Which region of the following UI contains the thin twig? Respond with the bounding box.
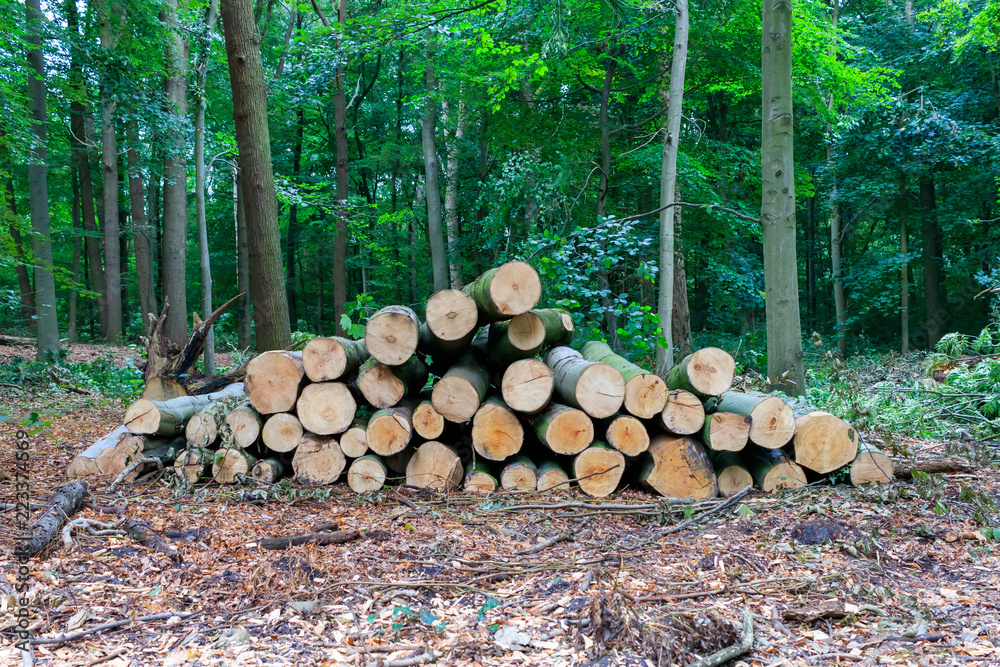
[107,457,164,492]
[31,612,196,646]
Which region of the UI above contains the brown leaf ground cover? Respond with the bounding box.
[2,386,1000,666]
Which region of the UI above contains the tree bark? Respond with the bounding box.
[69,171,82,339]
[127,121,156,334]
[100,0,123,342]
[442,98,465,288]
[672,188,692,358]
[828,146,847,358]
[423,48,448,292]
[221,0,292,351]
[4,176,35,323]
[162,0,190,347]
[234,167,252,349]
[286,109,304,327]
[596,56,619,351]
[655,0,688,375]
[920,174,943,348]
[760,0,805,394]
[194,0,221,372]
[332,0,349,335]
[899,178,909,354]
[25,0,61,359]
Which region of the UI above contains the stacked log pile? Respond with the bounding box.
[69,260,893,498]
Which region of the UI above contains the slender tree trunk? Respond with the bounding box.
[672,187,692,358]
[234,167,252,349]
[828,148,847,358]
[161,0,190,347]
[69,169,82,341]
[761,0,805,394]
[274,4,296,77]
[287,109,303,328]
[25,0,60,359]
[475,109,489,276]
[99,0,122,341]
[596,56,619,351]
[4,176,35,323]
[316,252,324,333]
[805,191,816,330]
[127,121,155,334]
[119,171,129,316]
[390,48,405,303]
[655,0,688,375]
[920,174,943,348]
[442,97,465,289]
[423,50,447,292]
[66,0,107,336]
[195,0,220,373]
[332,0,349,334]
[147,144,162,309]
[221,0,292,351]
[900,187,909,355]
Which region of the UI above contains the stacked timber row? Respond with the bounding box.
[69,260,892,497]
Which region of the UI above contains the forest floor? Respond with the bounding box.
[1,347,1000,666]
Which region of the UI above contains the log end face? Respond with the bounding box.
[574,446,626,497]
[623,374,668,419]
[406,441,462,490]
[687,347,736,397]
[426,289,479,341]
[501,359,554,414]
[660,389,706,435]
[605,414,650,457]
[548,408,595,455]
[302,337,349,382]
[749,398,796,449]
[472,401,524,461]
[123,398,160,434]
[432,376,480,423]
[490,261,542,316]
[577,363,625,419]
[366,308,420,365]
[297,383,357,435]
[358,363,405,408]
[643,435,719,499]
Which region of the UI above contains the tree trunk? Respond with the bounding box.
[899,179,909,354]
[545,346,625,419]
[442,98,465,288]
[760,0,805,395]
[286,109,304,327]
[581,340,667,419]
[530,403,594,455]
[234,167,252,349]
[162,0,190,347]
[805,188,816,330]
[5,176,35,323]
[828,148,847,358]
[500,358,553,415]
[665,347,735,398]
[709,390,795,449]
[69,171,82,339]
[920,174,943,348]
[194,0,221,372]
[99,1,122,342]
[127,121,156,333]
[222,0,292,351]
[655,0,688,375]
[25,0,61,360]
[596,57,619,351]
[332,0,349,335]
[672,188,692,358]
[123,383,245,435]
[471,396,524,461]
[423,50,448,292]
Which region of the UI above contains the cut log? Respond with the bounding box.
[365,305,421,366]
[348,455,388,493]
[221,403,263,448]
[142,376,188,401]
[108,435,185,478]
[701,412,752,452]
[173,447,214,483]
[746,447,807,492]
[384,447,414,474]
[531,403,594,455]
[296,382,357,435]
[464,461,498,494]
[302,336,370,382]
[501,358,554,414]
[639,435,718,499]
[710,451,753,496]
[666,347,735,398]
[340,418,369,458]
[658,389,705,435]
[712,391,795,449]
[405,441,463,490]
[601,413,650,457]
[250,458,284,484]
[792,411,859,474]
[544,346,625,419]
[212,447,258,484]
[22,481,89,557]
[185,366,248,395]
[262,413,304,453]
[431,352,490,423]
[412,399,445,440]
[291,433,346,486]
[366,404,414,456]
[850,443,893,485]
[487,308,574,364]
[893,456,975,478]
[580,341,667,419]
[573,443,626,498]
[245,350,307,414]
[471,396,524,461]
[425,288,480,340]
[66,426,131,477]
[356,355,429,408]
[500,456,538,491]
[462,260,542,321]
[123,383,245,435]
[536,461,571,492]
[185,395,249,448]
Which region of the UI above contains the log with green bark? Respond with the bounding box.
[487,308,574,363]
[573,442,626,498]
[531,403,594,455]
[464,461,498,494]
[405,441,463,490]
[356,355,429,409]
[339,418,369,458]
[544,346,624,419]
[302,336,370,382]
[666,347,735,398]
[185,395,249,448]
[580,341,667,419]
[710,391,795,449]
[221,403,262,448]
[212,447,258,485]
[124,383,245,435]
[291,433,346,485]
[365,305,421,366]
[536,461,571,492]
[296,381,357,435]
[173,447,215,483]
[261,412,303,453]
[639,434,718,499]
[462,260,542,321]
[366,403,414,456]
[500,358,554,414]
[471,396,524,461]
[108,435,186,479]
[792,410,858,474]
[709,450,753,496]
[431,351,490,423]
[246,351,307,414]
[701,412,752,452]
[250,457,284,484]
[745,446,807,492]
[66,426,130,477]
[657,389,706,435]
[849,442,893,485]
[348,454,388,493]
[601,413,650,457]
[500,455,538,491]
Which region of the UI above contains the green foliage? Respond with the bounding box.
[0,353,144,402]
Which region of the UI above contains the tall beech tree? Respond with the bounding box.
[99,0,123,341]
[221,0,291,351]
